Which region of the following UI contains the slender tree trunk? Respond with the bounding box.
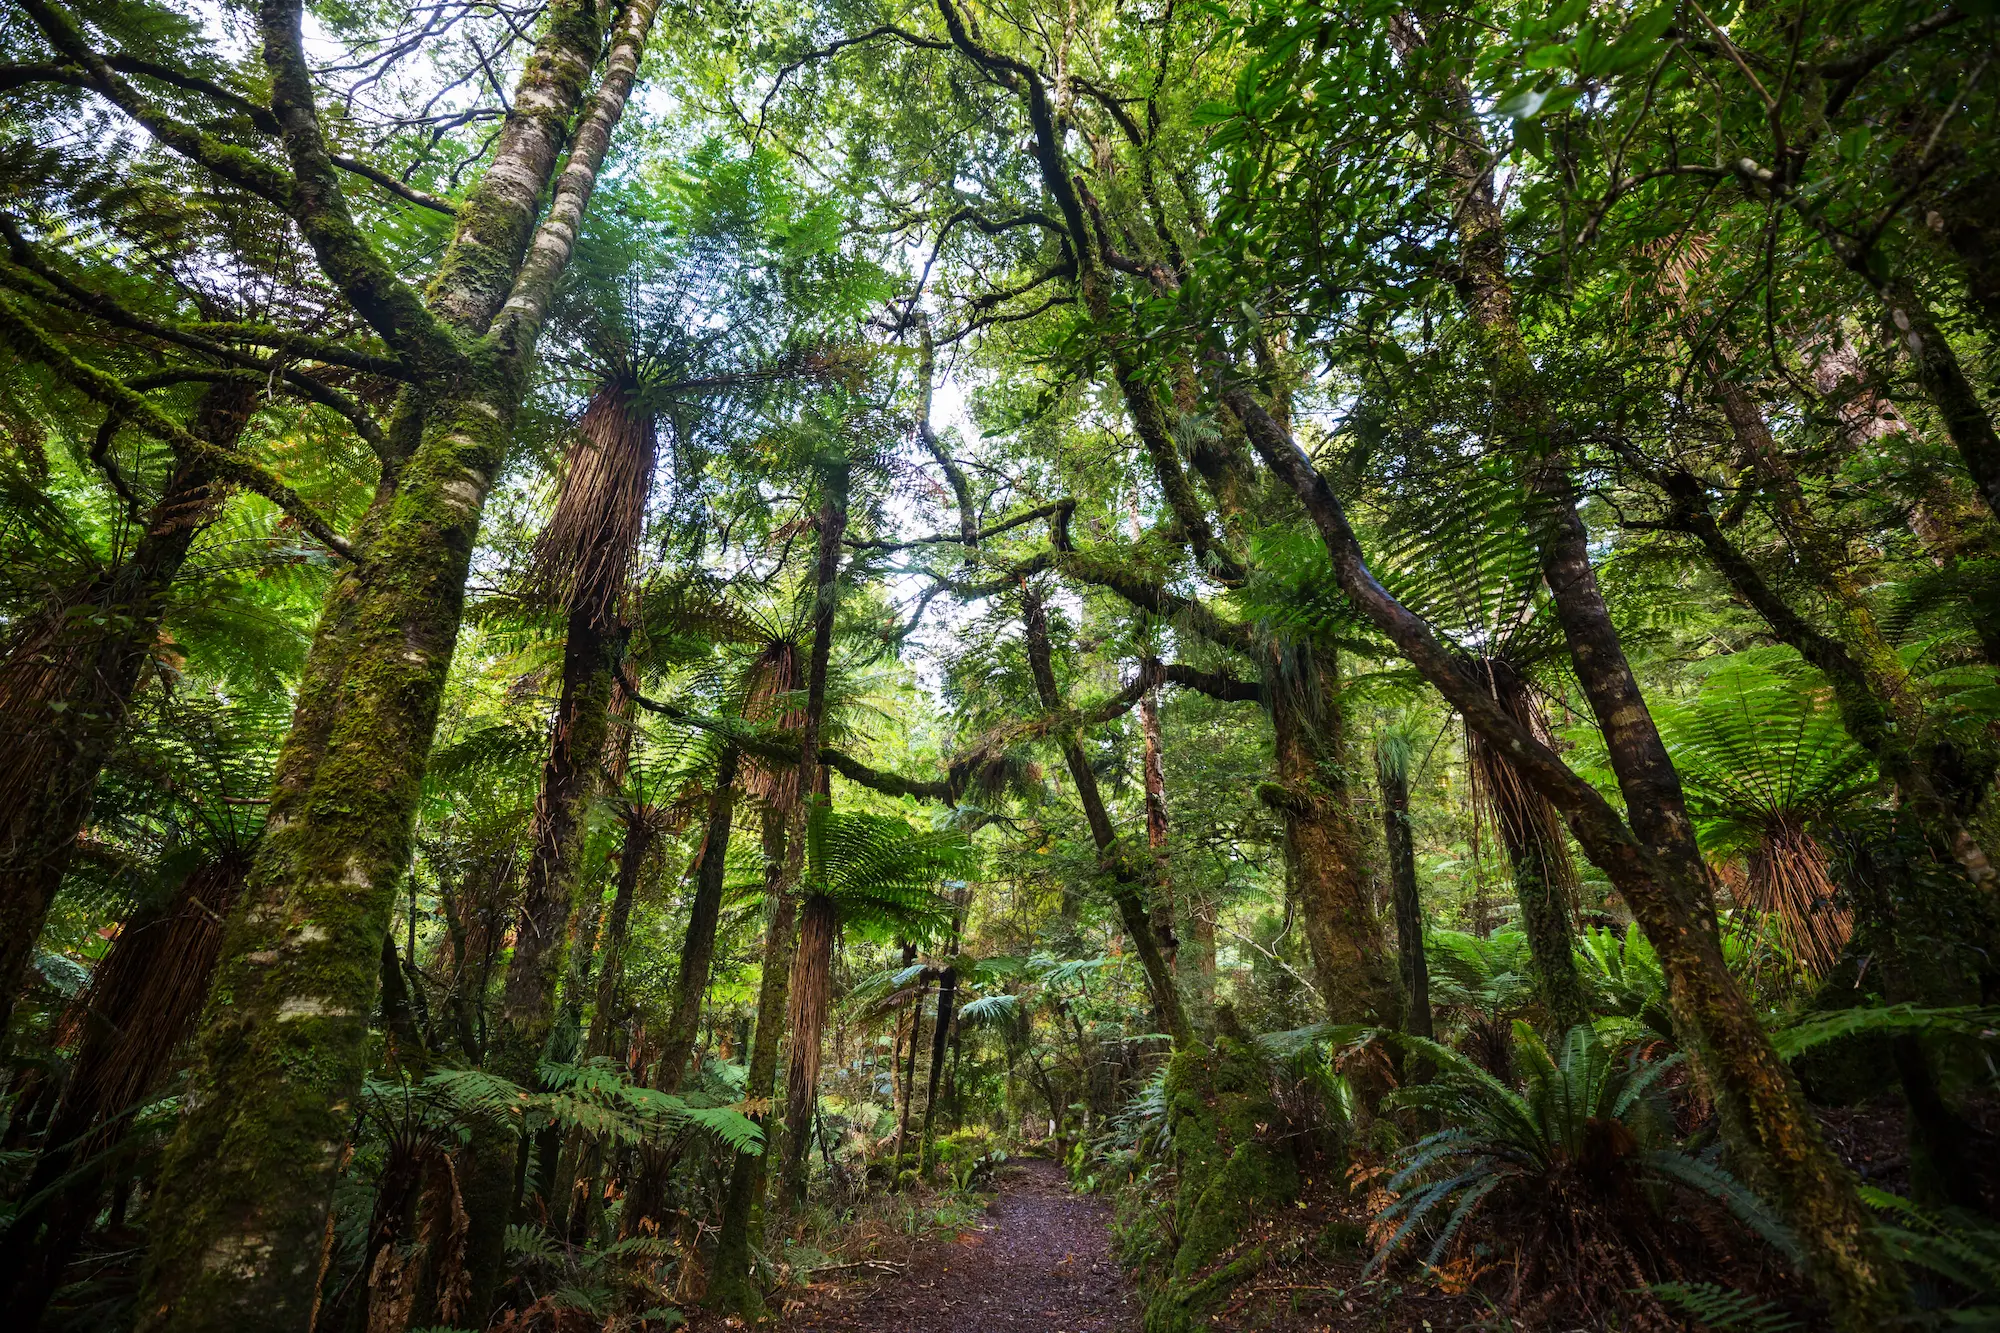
[1376,747,1430,1040]
[775,459,849,1207]
[0,380,252,1044]
[462,604,622,1312]
[586,811,653,1061]
[917,965,956,1173]
[135,0,662,1321]
[706,823,800,1316]
[1020,588,1189,1043]
[894,969,931,1175]
[498,608,622,1080]
[1818,242,2000,523]
[1138,690,1177,969]
[780,893,838,1203]
[655,747,741,1093]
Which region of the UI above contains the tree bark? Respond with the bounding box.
[705,822,800,1316]
[1376,746,1430,1040]
[0,854,247,1325]
[776,459,849,1206]
[655,747,741,1093]
[1262,647,1399,1029]
[1470,661,1590,1036]
[1222,379,1903,1329]
[134,0,662,1323]
[894,969,931,1173]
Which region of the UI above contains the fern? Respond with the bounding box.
[1861,1188,2000,1323]
[1647,1281,1801,1331]
[1770,1005,2000,1062]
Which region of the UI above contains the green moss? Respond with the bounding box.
[1137,1017,1298,1333]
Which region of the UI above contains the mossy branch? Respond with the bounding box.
[0,291,354,559]
[13,0,297,207]
[257,0,465,373]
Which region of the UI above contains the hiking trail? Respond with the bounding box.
[771,1158,1137,1331]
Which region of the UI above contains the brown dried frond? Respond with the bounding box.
[525,378,657,630]
[421,1152,473,1324]
[51,854,249,1146]
[1623,232,1716,316]
[742,637,805,816]
[1464,659,1581,919]
[1743,818,1852,978]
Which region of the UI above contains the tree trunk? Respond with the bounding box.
[134,0,662,1322]
[894,969,931,1175]
[780,892,838,1203]
[1020,587,1189,1043]
[1376,746,1430,1040]
[655,746,741,1092]
[917,965,956,1173]
[0,379,252,1044]
[774,458,849,1207]
[586,811,653,1061]
[1820,241,2000,525]
[705,823,801,1316]
[1224,379,1904,1329]
[1138,690,1178,971]
[1262,646,1399,1029]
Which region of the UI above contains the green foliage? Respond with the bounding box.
[1863,1189,2000,1326]
[1372,1026,1798,1277]
[361,1059,763,1155]
[1648,1281,1802,1332]
[1770,1006,2000,1065]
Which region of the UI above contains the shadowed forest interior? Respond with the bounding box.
[3,0,2000,1328]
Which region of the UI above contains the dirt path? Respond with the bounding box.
[782,1158,1137,1331]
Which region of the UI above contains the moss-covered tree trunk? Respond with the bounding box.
[0,379,252,1044]
[133,0,662,1323]
[1143,1009,1298,1333]
[496,607,621,1073]
[705,821,800,1316]
[1263,647,1398,1030]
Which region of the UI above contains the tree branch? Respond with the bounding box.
[0,290,354,559]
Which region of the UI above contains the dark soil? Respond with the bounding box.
[764,1158,1136,1331]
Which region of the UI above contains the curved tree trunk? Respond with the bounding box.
[0,379,252,1045]
[1020,587,1189,1043]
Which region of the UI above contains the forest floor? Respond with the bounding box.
[706,1157,1139,1330]
[686,1156,1494,1332]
